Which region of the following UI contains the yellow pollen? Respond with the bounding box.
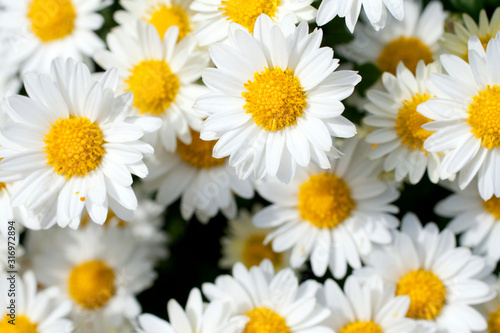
[483,196,500,219]
[243,67,306,132]
[68,260,116,309]
[395,93,433,151]
[243,307,291,333]
[27,0,76,42]
[0,182,5,192]
[396,269,446,320]
[242,234,283,269]
[44,117,105,179]
[298,173,355,229]
[488,306,500,333]
[339,321,383,333]
[220,0,280,33]
[377,37,434,74]
[176,129,226,169]
[0,315,38,333]
[147,4,190,41]
[126,60,180,115]
[467,85,500,149]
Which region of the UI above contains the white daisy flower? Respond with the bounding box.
[196,14,360,183]
[219,205,291,271]
[0,271,73,332]
[203,260,333,333]
[477,274,500,333]
[137,288,248,333]
[253,138,400,279]
[94,22,209,153]
[420,33,500,200]
[364,61,444,184]
[316,0,405,33]
[318,275,415,333]
[0,58,161,229]
[360,212,495,333]
[441,8,500,61]
[0,0,111,74]
[189,0,316,47]
[337,0,447,75]
[144,128,254,223]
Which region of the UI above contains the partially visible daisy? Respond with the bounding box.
[360,212,495,332]
[189,0,316,46]
[0,0,111,74]
[337,0,447,75]
[144,128,254,223]
[0,58,161,229]
[137,288,247,333]
[441,8,500,61]
[0,271,73,332]
[420,33,500,200]
[364,61,445,184]
[94,22,209,153]
[478,274,500,333]
[254,138,400,278]
[219,205,291,271]
[196,14,360,183]
[203,260,333,333]
[316,0,405,33]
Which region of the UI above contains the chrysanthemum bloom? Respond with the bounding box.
[420,34,500,200]
[144,128,254,223]
[318,275,415,333]
[316,0,404,33]
[203,260,333,333]
[441,8,500,61]
[196,14,360,183]
[360,213,495,332]
[0,58,160,229]
[189,0,316,46]
[0,0,110,74]
[364,61,445,184]
[95,22,209,153]
[137,288,248,333]
[337,0,446,75]
[253,138,400,278]
[0,271,73,332]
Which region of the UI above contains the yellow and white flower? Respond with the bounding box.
[477,274,500,333]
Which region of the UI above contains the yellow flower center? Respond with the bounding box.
[220,0,280,33]
[44,117,105,179]
[242,234,283,269]
[0,182,5,192]
[0,315,38,333]
[377,37,434,75]
[27,0,76,42]
[467,85,500,149]
[243,67,306,132]
[488,306,500,333]
[176,130,226,169]
[147,4,190,41]
[396,269,446,320]
[339,321,383,333]
[483,196,500,219]
[68,260,116,310]
[394,93,433,150]
[243,307,291,333]
[298,173,355,229]
[126,60,180,116]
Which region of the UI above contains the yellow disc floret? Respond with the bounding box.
[126,60,180,115]
[395,93,433,150]
[44,117,105,179]
[147,4,190,41]
[0,182,5,192]
[242,234,283,269]
[483,196,500,219]
[220,0,280,33]
[377,37,434,75]
[488,306,500,333]
[467,85,500,149]
[68,260,116,309]
[396,269,447,320]
[243,307,291,333]
[176,130,226,169]
[243,67,306,132]
[0,315,38,333]
[28,0,76,42]
[339,321,383,333]
[298,173,355,229]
